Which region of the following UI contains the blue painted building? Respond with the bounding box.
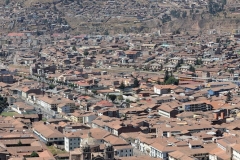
[208,86,235,96]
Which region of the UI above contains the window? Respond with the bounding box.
[121,150,123,152]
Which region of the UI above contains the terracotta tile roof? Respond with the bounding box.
[154,85,178,90]
[33,122,64,138]
[7,33,24,37]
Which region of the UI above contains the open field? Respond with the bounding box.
[1,111,17,117]
[47,146,68,156]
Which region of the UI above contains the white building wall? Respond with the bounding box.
[22,92,27,99]
[154,87,161,94]
[233,150,240,160]
[209,154,218,160]
[150,147,167,159]
[158,110,170,118]
[217,143,226,151]
[115,148,133,157]
[64,137,80,152]
[84,114,97,124]
[169,157,176,160]
[138,141,151,155]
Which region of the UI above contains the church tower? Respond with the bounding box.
[104,144,114,160]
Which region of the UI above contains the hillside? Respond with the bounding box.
[0,0,239,35]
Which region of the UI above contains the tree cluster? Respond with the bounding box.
[170,10,181,18]
[208,0,226,15]
[164,70,179,85]
[0,96,8,113]
[49,84,55,89]
[161,14,171,23]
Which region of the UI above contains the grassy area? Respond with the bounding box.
[42,118,47,122]
[1,112,17,117]
[47,146,68,156]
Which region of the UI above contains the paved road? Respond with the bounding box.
[25,101,56,119]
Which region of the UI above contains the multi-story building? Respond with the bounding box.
[181,101,213,112]
[36,95,75,112]
[32,122,64,145]
[64,131,81,152]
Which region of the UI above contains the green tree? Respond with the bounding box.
[170,10,181,18]
[18,140,22,146]
[108,94,117,102]
[104,30,109,35]
[84,51,89,56]
[164,70,169,82]
[208,0,224,15]
[196,58,203,65]
[165,77,179,85]
[176,62,181,69]
[126,99,131,103]
[157,78,161,85]
[216,38,221,43]
[72,46,77,51]
[68,83,75,88]
[0,96,9,113]
[223,11,227,18]
[30,152,39,157]
[172,30,181,35]
[133,78,140,87]
[117,95,124,101]
[161,14,171,23]
[189,65,195,72]
[119,81,125,89]
[222,0,227,6]
[92,90,97,95]
[226,91,232,103]
[53,5,57,11]
[182,11,187,18]
[49,84,55,89]
[5,0,10,5]
[229,69,234,74]
[179,58,184,64]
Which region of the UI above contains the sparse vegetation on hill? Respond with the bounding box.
[0,0,239,34]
